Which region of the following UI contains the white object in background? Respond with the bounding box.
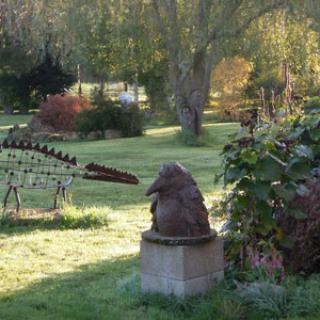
[119,92,133,106]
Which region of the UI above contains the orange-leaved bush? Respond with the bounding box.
[32,93,91,131]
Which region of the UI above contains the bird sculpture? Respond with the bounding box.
[145,162,210,237]
[0,139,139,211]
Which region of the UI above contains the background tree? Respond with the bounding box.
[211,57,252,120]
[242,9,320,100]
[151,0,288,137]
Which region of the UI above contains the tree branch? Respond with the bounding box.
[179,0,287,85]
[151,0,180,89]
[215,0,287,40]
[151,0,170,51]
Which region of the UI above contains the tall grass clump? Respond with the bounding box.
[175,128,213,146]
[59,205,110,229]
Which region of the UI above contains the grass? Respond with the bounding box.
[0,114,319,320]
[0,114,238,320]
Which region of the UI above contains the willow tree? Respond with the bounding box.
[151,0,288,136]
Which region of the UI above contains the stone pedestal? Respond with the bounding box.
[140,231,224,297]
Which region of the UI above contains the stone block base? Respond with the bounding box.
[140,236,224,297]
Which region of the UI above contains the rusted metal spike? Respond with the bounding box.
[84,162,139,184]
[26,142,33,149]
[11,140,18,148]
[18,141,25,149]
[48,148,55,156]
[55,151,63,160]
[69,157,77,166]
[2,139,9,148]
[34,143,41,151]
[62,154,70,162]
[85,162,94,170]
[41,145,48,154]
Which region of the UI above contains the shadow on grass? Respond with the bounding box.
[0,256,142,320]
[0,253,238,320]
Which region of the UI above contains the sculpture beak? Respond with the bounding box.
[145,176,166,196]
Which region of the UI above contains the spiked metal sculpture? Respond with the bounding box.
[0,139,139,211]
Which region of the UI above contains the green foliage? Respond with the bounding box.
[0,45,34,112]
[0,206,109,230]
[75,99,144,137]
[27,52,75,100]
[217,114,320,263]
[138,60,170,111]
[242,11,320,97]
[59,205,109,229]
[304,97,320,114]
[175,128,213,147]
[0,210,12,226]
[0,115,320,319]
[0,50,75,112]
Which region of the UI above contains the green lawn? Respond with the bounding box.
[1,115,319,320]
[0,114,239,320]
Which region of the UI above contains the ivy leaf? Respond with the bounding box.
[272,183,296,201]
[279,235,295,249]
[309,128,320,141]
[240,149,258,164]
[235,195,250,210]
[287,208,307,220]
[238,179,271,200]
[255,200,275,235]
[225,167,247,184]
[286,158,312,180]
[312,144,320,157]
[255,201,275,234]
[254,157,282,181]
[288,127,305,140]
[255,200,272,217]
[293,145,314,160]
[252,181,271,200]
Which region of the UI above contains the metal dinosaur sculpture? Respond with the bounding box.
[0,139,139,211]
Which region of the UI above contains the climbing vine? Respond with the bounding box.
[217,113,320,268]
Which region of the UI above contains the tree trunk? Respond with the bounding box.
[176,89,205,136]
[174,51,212,137]
[4,105,14,115]
[133,73,139,105]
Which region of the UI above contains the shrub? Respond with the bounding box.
[175,128,212,146]
[27,52,75,101]
[304,96,320,114]
[216,113,320,272]
[59,205,109,229]
[75,99,144,138]
[0,206,109,229]
[32,93,91,131]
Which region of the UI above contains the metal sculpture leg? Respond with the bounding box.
[62,187,67,203]
[13,187,21,212]
[54,187,61,209]
[3,186,13,209]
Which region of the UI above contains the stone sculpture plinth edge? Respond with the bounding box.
[140,230,224,297]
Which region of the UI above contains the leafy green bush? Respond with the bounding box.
[75,99,144,137]
[304,96,320,114]
[175,128,213,146]
[59,205,109,229]
[216,114,320,268]
[0,206,109,229]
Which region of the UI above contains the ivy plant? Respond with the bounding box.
[217,114,320,265]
